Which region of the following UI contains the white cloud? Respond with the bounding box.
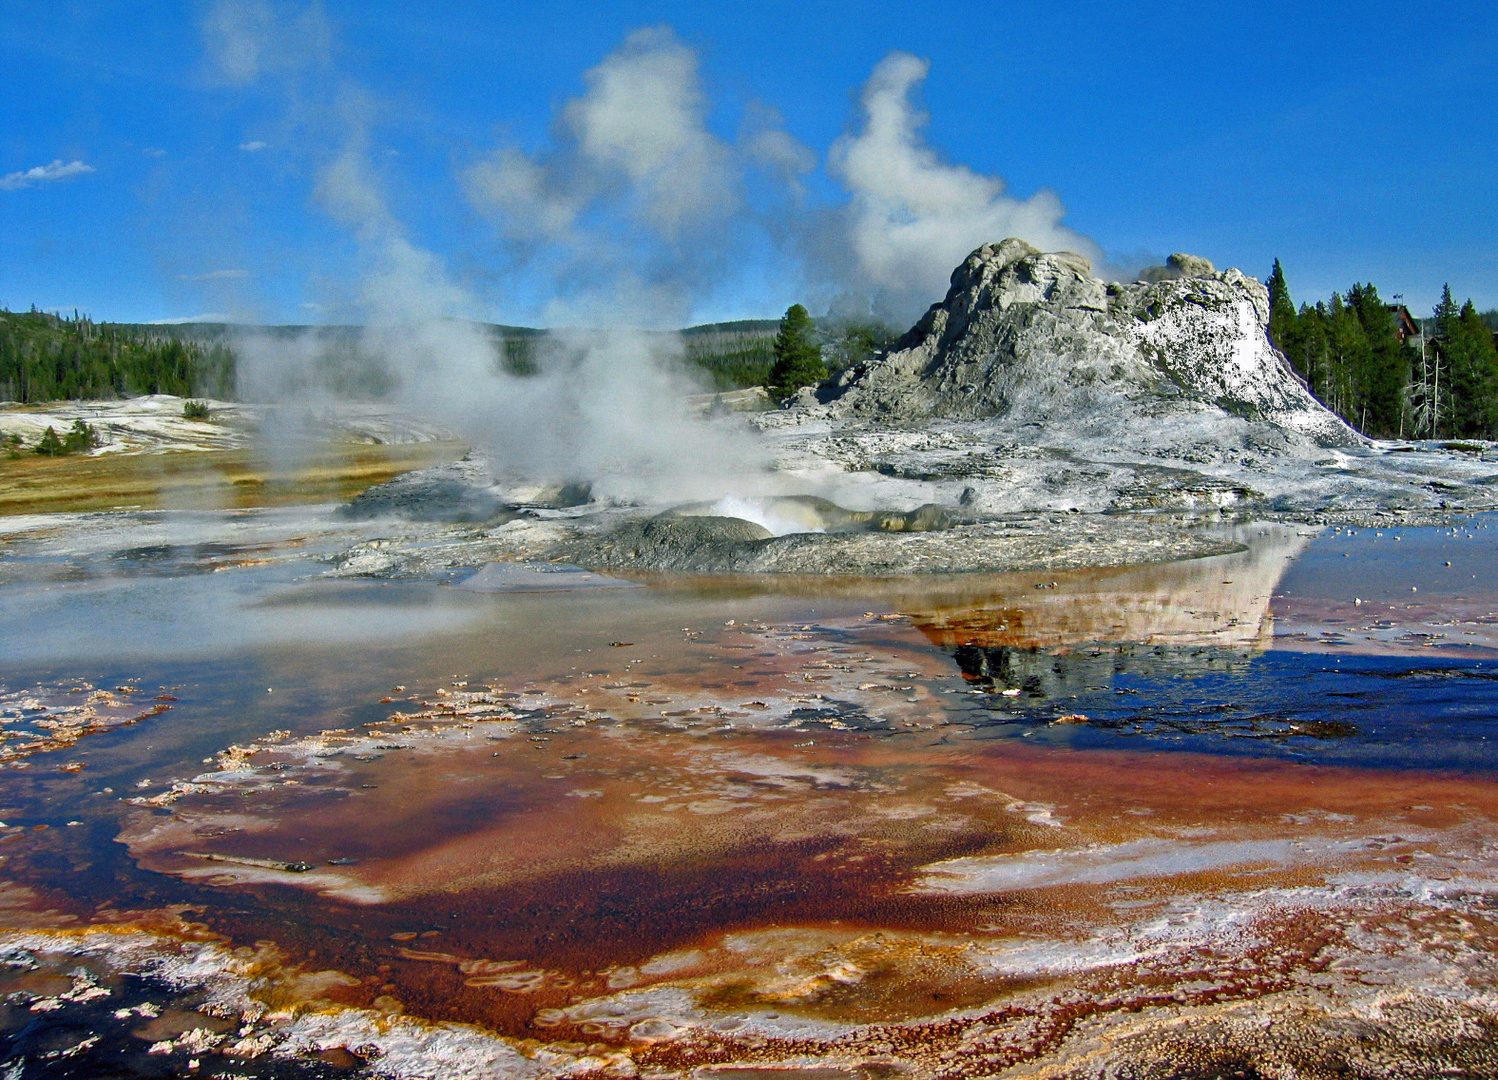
[466,26,752,246]
[826,52,1101,318]
[148,313,235,324]
[180,269,251,281]
[239,140,269,152]
[0,160,96,192]
[562,27,736,237]
[202,0,330,85]
[463,147,586,244]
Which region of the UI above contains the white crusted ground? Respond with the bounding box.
[0,394,456,454]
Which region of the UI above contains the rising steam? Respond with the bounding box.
[473,27,739,243]
[199,2,1103,500]
[825,52,1103,319]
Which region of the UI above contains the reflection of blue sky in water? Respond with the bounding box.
[1277,513,1498,601]
[905,515,1498,772]
[4,514,1498,772]
[0,567,489,664]
[950,648,1498,773]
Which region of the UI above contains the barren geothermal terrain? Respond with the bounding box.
[5,244,1498,1079]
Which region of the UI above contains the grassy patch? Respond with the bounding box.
[0,439,468,516]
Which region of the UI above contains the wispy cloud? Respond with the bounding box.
[148,313,235,324]
[239,140,268,152]
[203,0,331,85]
[180,268,251,281]
[0,159,96,191]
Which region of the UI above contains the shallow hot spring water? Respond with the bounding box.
[2,516,1498,1076]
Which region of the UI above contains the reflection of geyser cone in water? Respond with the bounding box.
[906,522,1313,690]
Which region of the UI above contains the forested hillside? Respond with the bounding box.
[116,317,886,396]
[0,310,233,403]
[680,320,779,390]
[1,314,779,403]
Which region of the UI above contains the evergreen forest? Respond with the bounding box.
[1267,261,1498,439]
[680,320,779,390]
[0,309,234,403]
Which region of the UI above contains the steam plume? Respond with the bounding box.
[207,4,770,501]
[824,52,1101,319]
[463,26,812,327]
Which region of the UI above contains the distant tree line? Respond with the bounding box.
[680,312,897,396]
[0,309,234,403]
[1267,262,1498,439]
[682,321,780,391]
[0,301,911,408]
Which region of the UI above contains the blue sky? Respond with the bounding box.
[1,0,1494,327]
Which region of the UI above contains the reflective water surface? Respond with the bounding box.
[1,514,1498,1077]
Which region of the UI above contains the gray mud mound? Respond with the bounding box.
[560,516,773,573]
[820,238,1358,448]
[557,514,1241,576]
[342,459,506,523]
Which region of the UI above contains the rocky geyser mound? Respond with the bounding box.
[821,239,1357,448]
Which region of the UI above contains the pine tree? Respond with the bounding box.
[1266,259,1300,369]
[1325,294,1366,422]
[1434,284,1460,338]
[1346,283,1410,437]
[33,427,63,455]
[1447,300,1498,437]
[766,304,826,400]
[1296,302,1332,403]
[62,419,97,454]
[1426,285,1462,436]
